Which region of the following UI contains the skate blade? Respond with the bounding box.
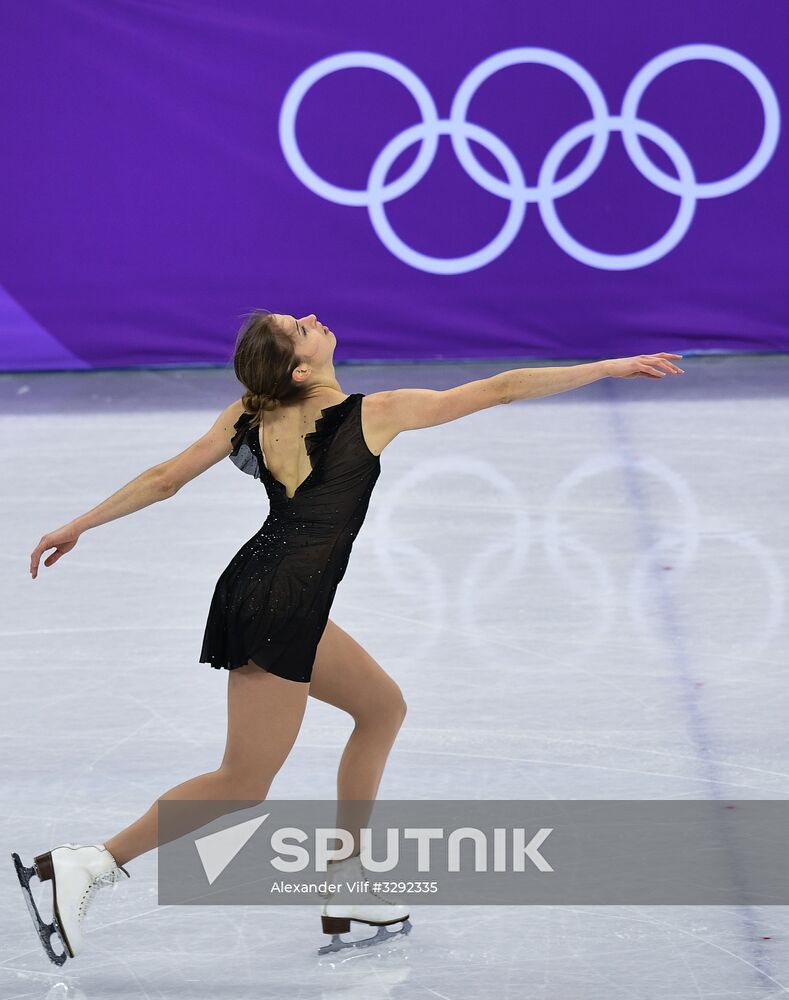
[11,853,69,966]
[317,918,412,956]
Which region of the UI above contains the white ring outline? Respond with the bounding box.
[449,47,611,202]
[538,115,697,271]
[367,119,528,275]
[621,43,781,199]
[278,51,439,207]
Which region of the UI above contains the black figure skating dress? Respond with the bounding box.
[199,393,381,683]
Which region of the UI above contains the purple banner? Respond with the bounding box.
[1,0,786,371]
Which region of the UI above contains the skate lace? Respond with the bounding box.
[78,868,125,926]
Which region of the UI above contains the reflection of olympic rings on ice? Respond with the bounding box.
[546,451,784,660]
[370,457,533,663]
[368,449,784,664]
[279,44,780,273]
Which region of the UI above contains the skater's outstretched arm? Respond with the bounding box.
[365,353,684,449]
[29,398,245,579]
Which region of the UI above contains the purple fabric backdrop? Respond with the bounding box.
[1,0,786,371]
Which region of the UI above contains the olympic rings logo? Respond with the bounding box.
[279,45,780,274]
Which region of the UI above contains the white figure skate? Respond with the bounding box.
[11,843,130,964]
[318,854,412,955]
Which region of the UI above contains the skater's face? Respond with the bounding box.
[278,313,335,369]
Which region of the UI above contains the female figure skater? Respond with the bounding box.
[14,309,684,961]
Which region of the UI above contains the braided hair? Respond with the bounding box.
[232,309,309,427]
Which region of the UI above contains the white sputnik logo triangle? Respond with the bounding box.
[194,813,269,884]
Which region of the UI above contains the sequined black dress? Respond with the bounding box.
[199,393,381,683]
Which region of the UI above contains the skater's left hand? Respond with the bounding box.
[30,523,81,579]
[603,354,684,378]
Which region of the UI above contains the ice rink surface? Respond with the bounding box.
[1,354,787,999]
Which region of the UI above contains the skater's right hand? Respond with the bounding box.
[30,523,81,579]
[603,354,685,378]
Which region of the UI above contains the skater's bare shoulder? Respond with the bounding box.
[363,375,510,450]
[155,398,247,495]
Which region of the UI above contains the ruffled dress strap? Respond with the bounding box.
[228,410,261,479]
[301,393,360,471]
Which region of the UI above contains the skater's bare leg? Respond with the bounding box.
[309,619,407,860]
[103,661,309,868]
